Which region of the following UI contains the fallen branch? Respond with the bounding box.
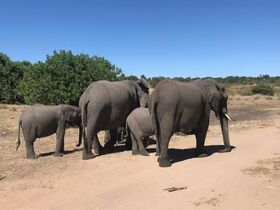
[0,175,6,181]
[164,186,187,192]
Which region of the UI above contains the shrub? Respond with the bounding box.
[251,83,274,96]
[0,53,31,103]
[18,50,123,105]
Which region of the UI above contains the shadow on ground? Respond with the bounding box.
[147,145,236,165]
[39,148,83,157]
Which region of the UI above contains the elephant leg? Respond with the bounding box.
[54,123,66,157]
[155,139,159,156]
[131,133,139,155]
[194,132,208,157]
[54,140,65,157]
[25,140,38,159]
[194,121,209,157]
[104,129,117,153]
[157,128,173,167]
[158,137,172,167]
[82,123,96,160]
[137,136,149,156]
[92,135,104,155]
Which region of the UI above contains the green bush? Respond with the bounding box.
[251,83,274,96]
[18,50,123,105]
[149,76,166,88]
[0,53,31,103]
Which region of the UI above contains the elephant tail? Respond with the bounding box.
[16,119,22,151]
[148,96,160,148]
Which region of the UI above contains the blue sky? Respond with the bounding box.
[0,0,279,77]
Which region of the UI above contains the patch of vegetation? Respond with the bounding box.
[0,51,124,105]
[227,85,253,96]
[251,84,274,96]
[1,50,280,104]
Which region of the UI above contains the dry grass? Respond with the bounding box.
[226,84,253,96]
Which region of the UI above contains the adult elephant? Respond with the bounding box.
[17,104,82,159]
[149,79,232,167]
[79,79,149,160]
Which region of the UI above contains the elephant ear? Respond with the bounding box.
[137,78,149,93]
[209,83,228,117]
[136,78,150,108]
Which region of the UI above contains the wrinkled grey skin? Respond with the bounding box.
[79,79,149,160]
[17,104,82,159]
[149,79,232,167]
[126,107,154,156]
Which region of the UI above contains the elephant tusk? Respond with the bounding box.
[224,113,232,121]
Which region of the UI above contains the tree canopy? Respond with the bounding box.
[1,51,124,105]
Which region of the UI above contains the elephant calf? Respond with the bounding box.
[16,104,82,159]
[126,107,154,156]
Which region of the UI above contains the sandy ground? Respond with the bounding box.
[0,95,280,210]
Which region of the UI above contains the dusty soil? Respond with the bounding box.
[0,95,280,210]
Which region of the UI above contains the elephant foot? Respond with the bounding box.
[27,153,38,159]
[194,149,208,158]
[82,151,95,160]
[219,146,232,153]
[132,150,139,155]
[139,149,149,156]
[54,152,64,157]
[158,158,171,167]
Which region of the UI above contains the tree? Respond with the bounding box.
[149,76,166,88]
[0,53,30,103]
[125,75,138,81]
[18,50,123,105]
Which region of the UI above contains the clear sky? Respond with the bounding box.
[1,0,279,78]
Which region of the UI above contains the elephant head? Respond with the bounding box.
[62,105,82,146]
[202,79,232,152]
[136,78,149,108]
[62,105,81,126]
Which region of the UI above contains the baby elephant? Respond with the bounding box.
[17,104,82,159]
[126,107,154,156]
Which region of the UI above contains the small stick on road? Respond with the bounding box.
[164,186,187,192]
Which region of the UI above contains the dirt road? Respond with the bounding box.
[0,97,280,209]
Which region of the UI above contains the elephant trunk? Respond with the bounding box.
[219,113,232,152]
